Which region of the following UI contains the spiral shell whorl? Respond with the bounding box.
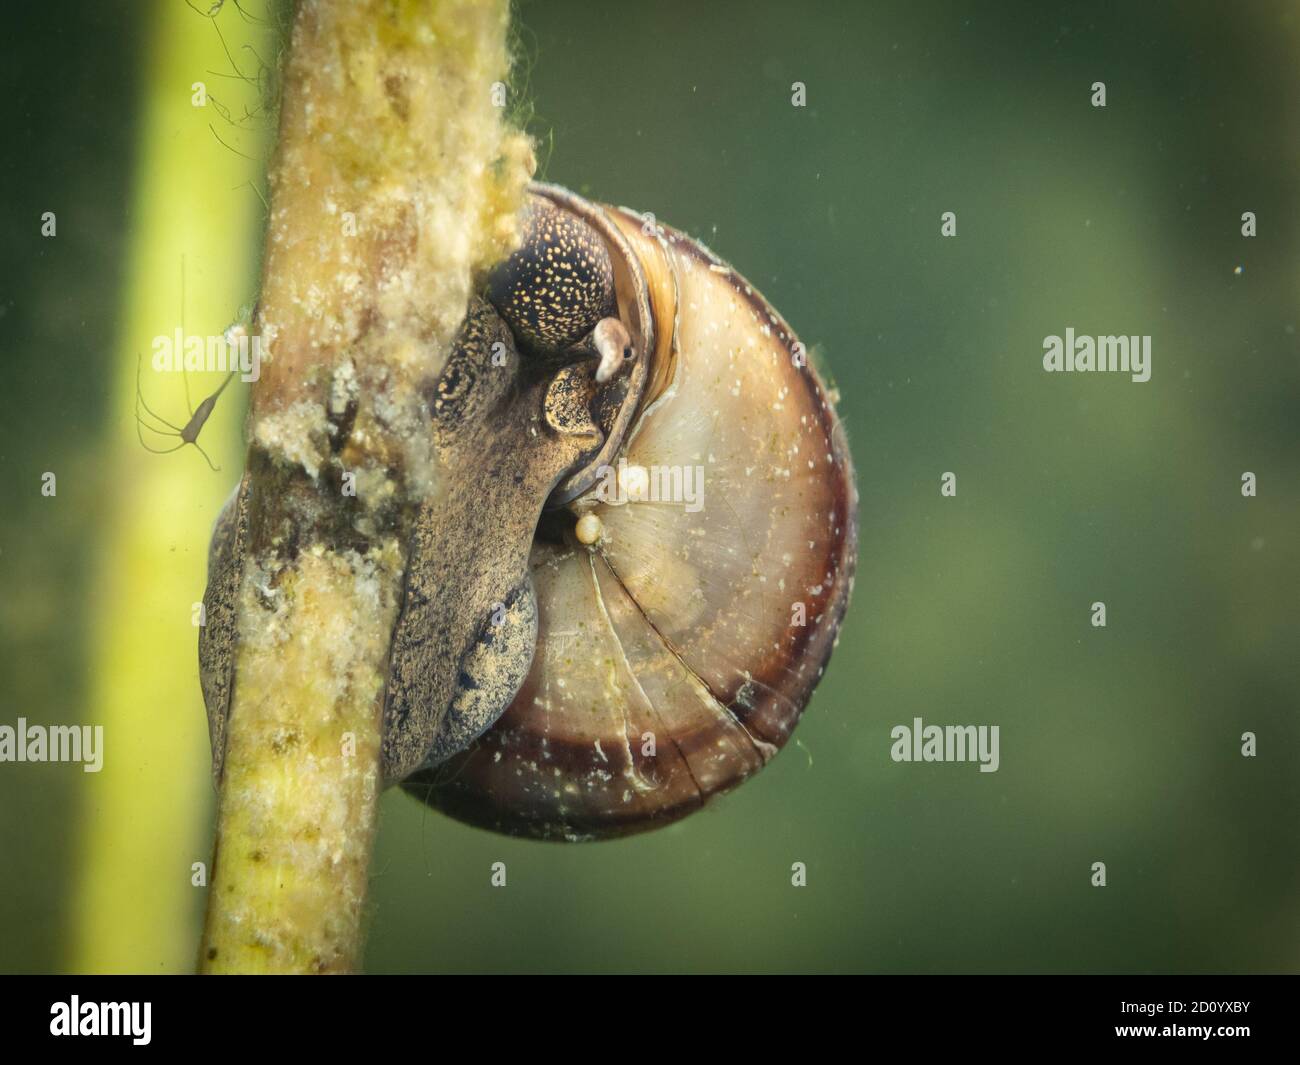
[404,191,857,841]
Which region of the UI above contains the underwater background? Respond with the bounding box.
[0,0,1296,973]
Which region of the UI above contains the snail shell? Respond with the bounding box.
[403,184,858,841]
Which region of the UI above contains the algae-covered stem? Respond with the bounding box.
[199,0,533,974]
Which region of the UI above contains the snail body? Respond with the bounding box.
[200,184,857,842]
[408,185,857,839]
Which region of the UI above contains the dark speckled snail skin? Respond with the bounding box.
[201,183,857,842]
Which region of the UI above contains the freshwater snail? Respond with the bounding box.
[200,183,857,841]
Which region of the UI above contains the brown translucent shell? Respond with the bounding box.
[403,185,858,840]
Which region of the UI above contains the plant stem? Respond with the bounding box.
[72,0,271,974]
[199,0,532,974]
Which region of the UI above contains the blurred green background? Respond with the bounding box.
[1,0,1296,973]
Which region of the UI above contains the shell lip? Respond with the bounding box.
[529,183,654,508]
